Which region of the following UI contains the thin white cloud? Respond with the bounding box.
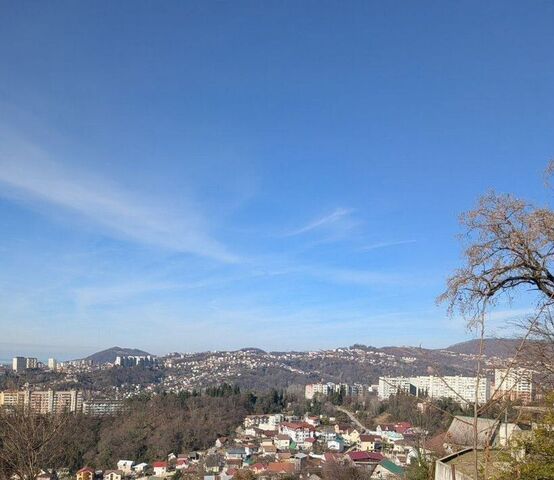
[486,308,536,323]
[285,207,354,236]
[362,239,416,251]
[306,266,407,286]
[0,133,237,262]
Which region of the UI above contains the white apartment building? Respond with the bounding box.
[0,390,27,407]
[305,382,354,400]
[48,358,58,371]
[82,399,125,416]
[413,375,491,405]
[0,389,83,413]
[494,368,534,404]
[279,422,316,443]
[378,375,491,405]
[243,413,284,430]
[26,357,38,369]
[377,377,414,400]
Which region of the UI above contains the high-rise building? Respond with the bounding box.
[115,355,156,367]
[25,357,38,369]
[413,375,491,405]
[82,399,125,416]
[304,382,352,400]
[0,389,83,413]
[0,390,27,407]
[12,357,26,372]
[48,358,58,371]
[378,375,491,405]
[494,368,534,404]
[378,377,415,400]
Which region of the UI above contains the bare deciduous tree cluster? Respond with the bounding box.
[0,408,68,480]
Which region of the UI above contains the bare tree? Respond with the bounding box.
[0,408,68,480]
[438,166,554,478]
[322,458,372,480]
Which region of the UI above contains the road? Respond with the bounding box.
[335,406,368,433]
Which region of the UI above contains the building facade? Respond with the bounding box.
[494,368,534,404]
[12,356,26,372]
[378,375,491,405]
[82,399,125,416]
[0,389,83,413]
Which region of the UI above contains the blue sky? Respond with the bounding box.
[0,1,553,359]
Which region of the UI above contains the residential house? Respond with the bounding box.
[317,426,337,442]
[443,416,499,453]
[392,422,413,435]
[359,434,382,452]
[76,467,95,480]
[279,422,316,443]
[244,413,284,431]
[244,444,258,456]
[434,448,506,480]
[372,459,405,478]
[327,437,345,452]
[103,471,123,480]
[342,428,361,445]
[275,434,291,450]
[347,451,385,467]
[37,473,56,480]
[243,426,259,437]
[224,458,243,471]
[37,470,58,480]
[305,415,321,427]
[215,437,229,448]
[493,423,532,448]
[266,462,296,475]
[251,463,266,475]
[334,423,351,434]
[204,455,222,475]
[261,438,275,448]
[116,461,134,474]
[294,453,309,470]
[133,463,148,474]
[225,447,247,460]
[152,462,168,476]
[302,437,317,450]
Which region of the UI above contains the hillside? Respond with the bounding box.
[84,346,151,364]
[444,338,522,358]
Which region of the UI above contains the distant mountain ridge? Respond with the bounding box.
[443,338,523,358]
[81,338,522,366]
[84,346,151,364]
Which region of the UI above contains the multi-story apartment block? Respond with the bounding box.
[243,413,284,430]
[48,358,58,371]
[26,357,38,369]
[494,368,534,404]
[12,356,26,372]
[377,377,415,400]
[378,375,491,405]
[305,382,358,400]
[82,399,125,416]
[279,422,316,443]
[413,375,490,405]
[0,389,83,413]
[114,355,156,367]
[0,390,27,407]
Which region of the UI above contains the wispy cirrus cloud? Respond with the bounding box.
[284,207,356,237]
[304,266,409,287]
[362,239,416,251]
[0,132,237,262]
